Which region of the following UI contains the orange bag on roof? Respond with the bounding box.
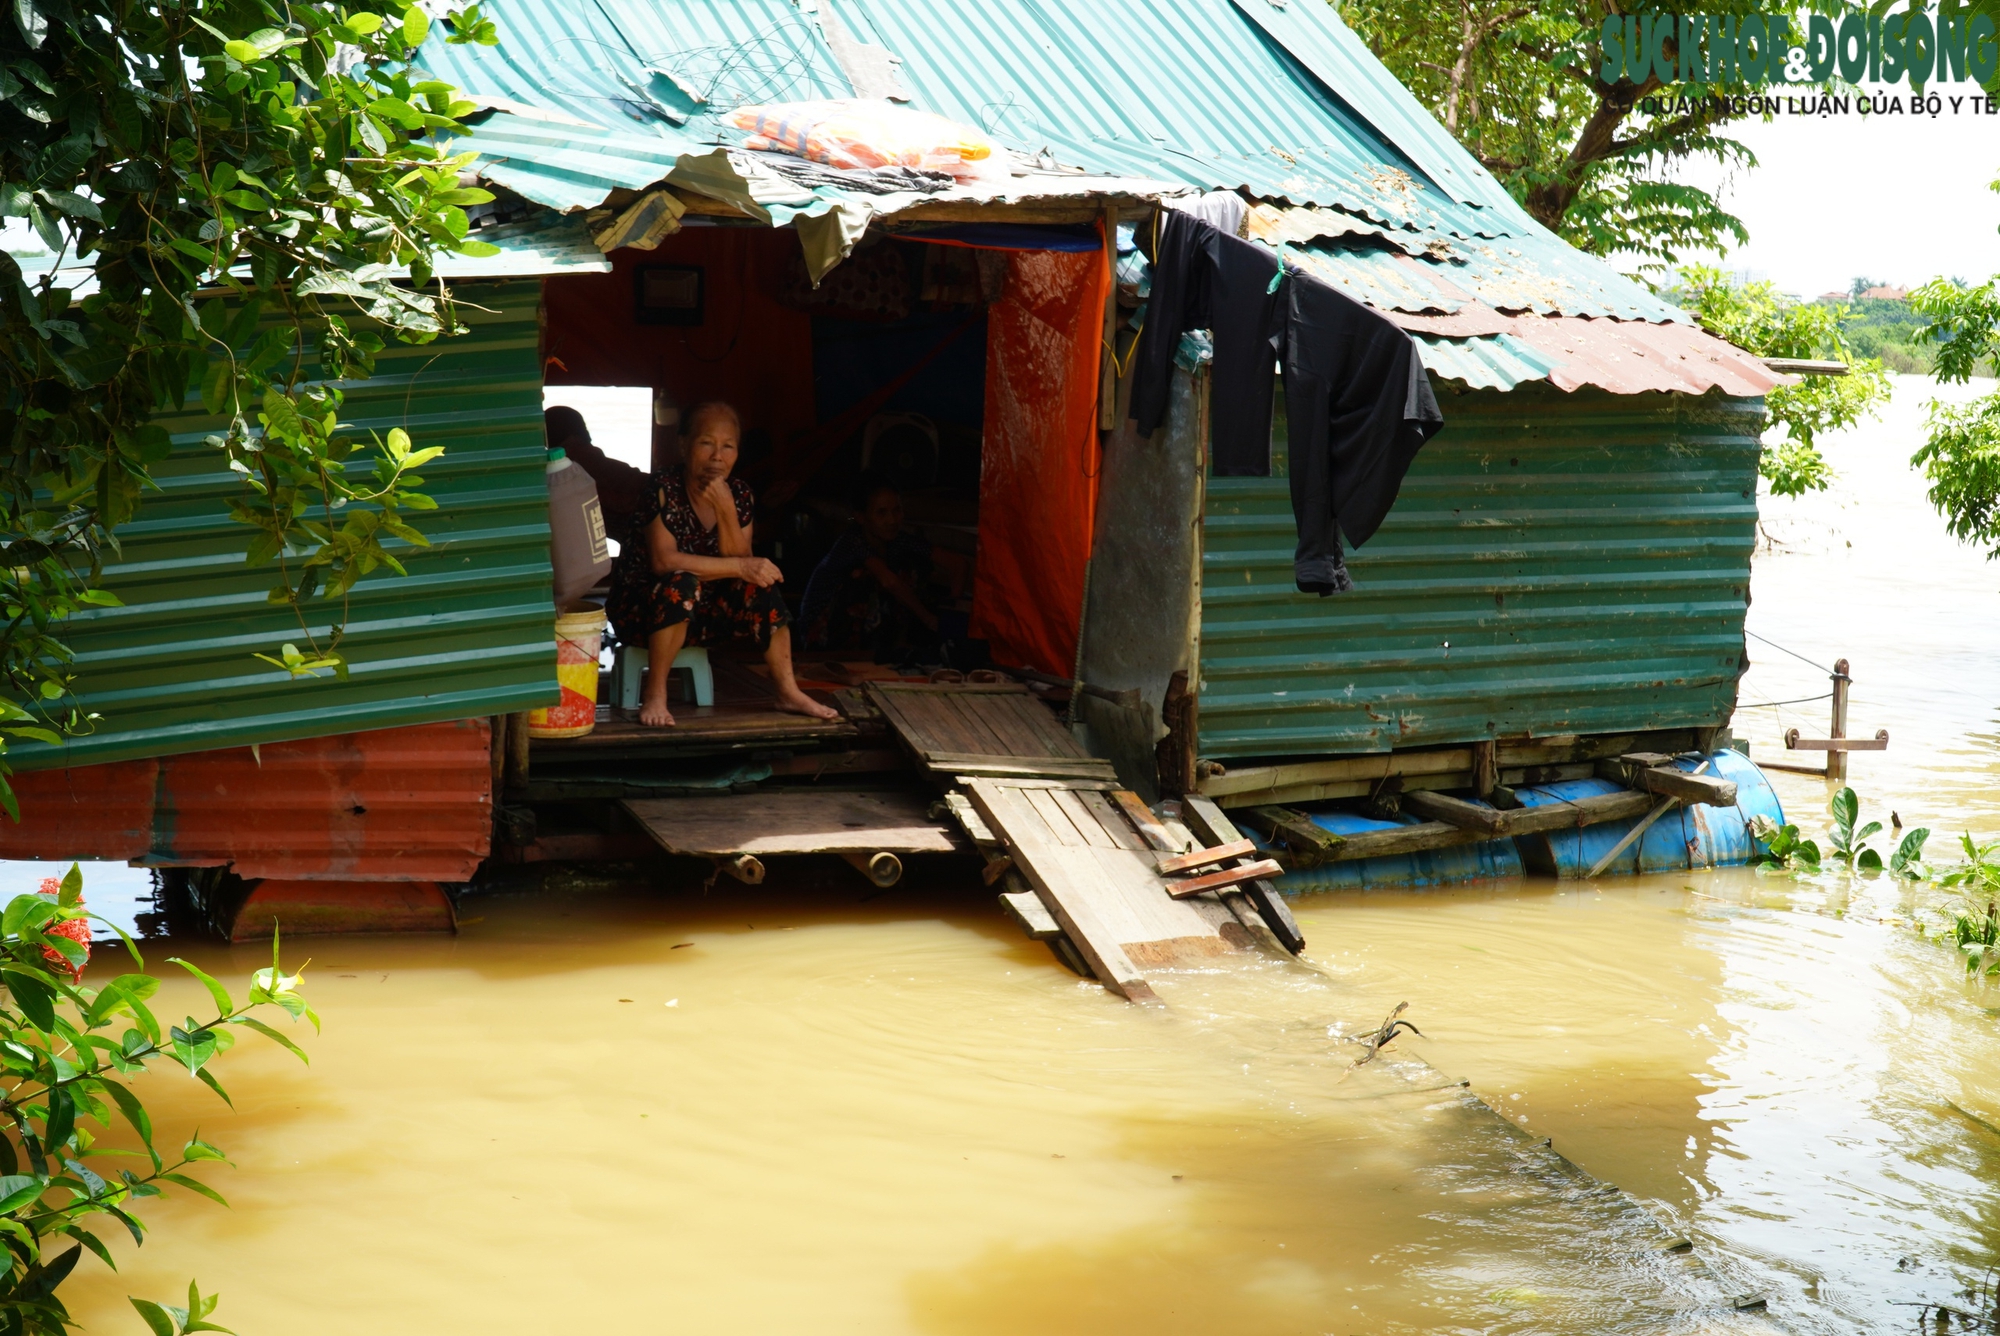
[728,99,993,174]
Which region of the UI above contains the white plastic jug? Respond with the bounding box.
[547,448,612,605]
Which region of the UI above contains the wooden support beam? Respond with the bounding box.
[1164,859,1286,899]
[1318,790,1660,864]
[1784,729,1888,752]
[1471,741,1497,798]
[1154,838,1257,875]
[1399,789,1506,835]
[1098,203,1120,430]
[999,889,1063,940]
[1230,805,1345,863]
[1595,757,1738,807]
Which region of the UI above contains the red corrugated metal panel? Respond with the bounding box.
[1493,315,1780,397]
[160,720,493,881]
[0,762,158,860]
[0,720,493,881]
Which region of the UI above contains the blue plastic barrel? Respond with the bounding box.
[1511,748,1785,878]
[1261,749,1785,891]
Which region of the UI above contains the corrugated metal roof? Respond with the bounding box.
[0,721,493,881]
[1196,383,1761,758]
[1412,334,1558,392]
[412,0,1767,393]
[11,281,558,773]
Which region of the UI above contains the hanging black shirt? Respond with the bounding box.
[1130,209,1282,475]
[1280,274,1443,594]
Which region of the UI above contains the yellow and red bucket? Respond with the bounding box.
[526,602,607,739]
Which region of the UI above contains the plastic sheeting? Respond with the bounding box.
[971,245,1108,677]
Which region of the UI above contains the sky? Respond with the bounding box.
[1656,109,2000,297]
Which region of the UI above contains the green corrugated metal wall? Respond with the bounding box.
[12,280,558,772]
[1197,383,1762,759]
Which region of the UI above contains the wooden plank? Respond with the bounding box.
[1023,786,1093,848]
[1400,789,1507,834]
[1317,790,1660,863]
[1195,731,1704,800]
[925,753,1117,780]
[965,780,1155,1002]
[1177,797,1305,954]
[1154,838,1258,875]
[1074,789,1151,852]
[1052,788,1124,850]
[1110,789,1181,852]
[999,890,1062,940]
[1785,730,1888,752]
[1595,758,1738,806]
[940,792,998,847]
[1232,804,1346,860]
[999,694,1091,759]
[1164,859,1286,899]
[621,791,963,857]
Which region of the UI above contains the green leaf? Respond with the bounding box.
[1857,848,1883,872]
[3,969,56,1031]
[1830,787,1858,831]
[102,1082,156,1161]
[0,1173,43,1214]
[192,1066,231,1106]
[233,1015,309,1065]
[181,1138,227,1163]
[402,5,431,46]
[158,1171,228,1207]
[129,1297,176,1336]
[1854,821,1883,844]
[38,190,100,223]
[200,360,235,418]
[345,10,384,33]
[57,863,81,906]
[169,959,233,1018]
[432,187,494,206]
[368,97,424,130]
[454,239,502,258]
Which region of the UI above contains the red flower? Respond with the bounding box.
[35,878,88,983]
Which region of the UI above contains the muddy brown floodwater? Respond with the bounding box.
[59,376,2000,1334]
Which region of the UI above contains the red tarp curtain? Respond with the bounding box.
[970,247,1109,678]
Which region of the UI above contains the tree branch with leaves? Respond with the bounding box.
[0,0,500,808]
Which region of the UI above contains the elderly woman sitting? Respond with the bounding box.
[605,401,838,728]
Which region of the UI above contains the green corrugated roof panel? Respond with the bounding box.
[12,280,558,772]
[417,0,1688,325]
[1196,385,1761,759]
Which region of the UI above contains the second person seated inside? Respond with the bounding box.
[605,400,839,728]
[798,477,969,662]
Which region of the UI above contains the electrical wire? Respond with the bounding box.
[1736,692,1835,709]
[1745,629,1833,674]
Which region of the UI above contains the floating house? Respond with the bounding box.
[5,0,1788,954]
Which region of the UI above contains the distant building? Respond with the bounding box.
[1858,285,1909,301]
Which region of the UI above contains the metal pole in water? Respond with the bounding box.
[1828,658,1851,785]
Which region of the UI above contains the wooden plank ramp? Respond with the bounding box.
[964,778,1262,1003]
[866,682,1117,782]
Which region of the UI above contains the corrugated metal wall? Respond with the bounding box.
[14,281,557,772]
[1197,383,1762,758]
[0,721,493,882]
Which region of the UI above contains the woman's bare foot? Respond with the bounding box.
[773,685,839,720]
[638,696,677,727]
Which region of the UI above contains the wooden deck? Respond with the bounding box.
[623,790,965,858]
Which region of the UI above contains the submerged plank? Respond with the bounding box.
[622,791,965,858]
[966,780,1158,1002]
